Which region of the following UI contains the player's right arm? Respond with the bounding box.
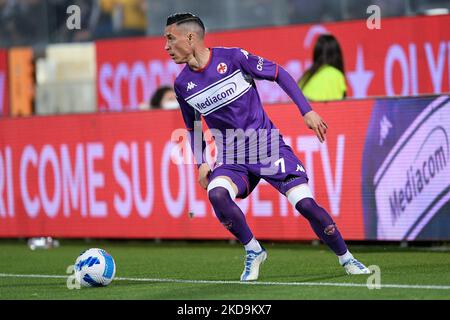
[275,66,328,143]
[236,48,327,143]
[174,85,211,189]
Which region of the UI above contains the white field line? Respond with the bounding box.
[1,273,450,290]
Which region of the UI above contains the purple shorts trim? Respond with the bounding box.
[209,164,251,197]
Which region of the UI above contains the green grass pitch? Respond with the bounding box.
[0,239,450,300]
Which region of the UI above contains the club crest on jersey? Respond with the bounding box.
[217,63,227,74]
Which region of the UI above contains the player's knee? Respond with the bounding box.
[208,187,231,206]
[207,177,237,201]
[287,183,313,207]
[295,197,317,217]
[296,198,332,224]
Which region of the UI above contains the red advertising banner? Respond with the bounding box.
[96,15,450,112]
[0,100,373,240]
[0,49,8,117]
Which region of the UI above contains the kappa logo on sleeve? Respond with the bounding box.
[186,82,197,92]
[240,49,249,59]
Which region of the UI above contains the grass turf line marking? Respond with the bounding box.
[1,273,450,290]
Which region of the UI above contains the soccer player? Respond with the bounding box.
[164,13,370,281]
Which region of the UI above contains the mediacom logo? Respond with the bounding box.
[389,129,447,224]
[194,83,236,110]
[186,70,251,116]
[374,96,450,240]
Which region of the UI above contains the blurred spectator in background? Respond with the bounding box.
[287,0,341,24]
[342,0,406,20]
[298,34,347,101]
[93,0,147,38]
[0,0,46,46]
[149,86,179,110]
[48,0,97,43]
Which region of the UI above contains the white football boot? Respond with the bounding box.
[342,258,371,275]
[240,249,267,281]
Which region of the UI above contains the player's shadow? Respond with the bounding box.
[261,273,347,282]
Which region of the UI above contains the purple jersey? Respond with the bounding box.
[174,47,311,165]
[174,47,284,162]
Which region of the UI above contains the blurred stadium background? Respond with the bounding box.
[0,0,450,300]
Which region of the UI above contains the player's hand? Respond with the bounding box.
[198,163,211,189]
[303,111,328,143]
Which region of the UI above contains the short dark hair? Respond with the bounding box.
[166,12,205,32]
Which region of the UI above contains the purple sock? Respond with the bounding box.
[295,198,348,256]
[208,187,253,244]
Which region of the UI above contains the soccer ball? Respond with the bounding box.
[74,248,116,287]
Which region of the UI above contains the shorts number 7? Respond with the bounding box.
[274,157,285,173]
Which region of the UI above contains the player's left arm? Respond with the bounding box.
[236,48,328,143]
[174,85,208,168]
